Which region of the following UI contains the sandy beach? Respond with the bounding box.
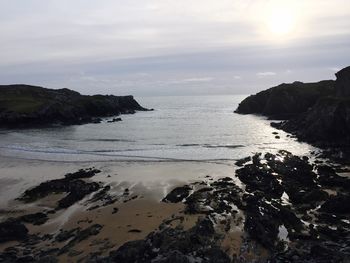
[0,156,247,262]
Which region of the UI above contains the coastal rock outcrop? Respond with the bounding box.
[272,96,350,145]
[336,66,350,96]
[236,66,350,163]
[235,80,334,119]
[0,84,149,128]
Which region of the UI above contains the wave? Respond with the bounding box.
[81,138,135,143]
[177,143,244,149]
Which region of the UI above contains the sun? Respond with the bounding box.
[266,7,297,37]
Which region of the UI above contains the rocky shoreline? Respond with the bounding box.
[0,85,150,128]
[235,66,350,164]
[0,150,349,262]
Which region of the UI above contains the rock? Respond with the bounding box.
[87,185,118,208]
[55,228,79,242]
[20,212,48,225]
[108,217,229,263]
[128,229,142,233]
[236,163,284,199]
[335,66,350,96]
[0,85,150,128]
[109,240,151,263]
[235,156,251,167]
[321,194,350,214]
[235,66,350,163]
[162,186,192,203]
[59,224,103,255]
[152,250,190,263]
[243,195,280,248]
[274,97,350,146]
[107,117,122,123]
[0,219,28,243]
[317,165,350,188]
[235,80,334,119]
[64,168,101,180]
[18,168,101,209]
[57,180,100,209]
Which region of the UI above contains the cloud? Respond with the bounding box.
[256,72,277,77]
[181,77,213,82]
[0,0,349,95]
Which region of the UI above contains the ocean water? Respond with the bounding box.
[0,95,316,163]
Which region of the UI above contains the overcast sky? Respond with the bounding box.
[0,0,349,96]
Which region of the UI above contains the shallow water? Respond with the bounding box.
[0,95,316,162]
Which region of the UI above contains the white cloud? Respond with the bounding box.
[256,72,277,77]
[0,0,349,95]
[181,77,213,82]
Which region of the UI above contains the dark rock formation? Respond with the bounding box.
[108,217,230,263]
[0,84,149,128]
[2,152,350,262]
[162,185,192,203]
[19,212,49,226]
[273,97,350,145]
[236,66,350,163]
[0,219,28,243]
[58,224,103,255]
[107,117,122,123]
[18,168,101,209]
[271,68,350,163]
[235,80,334,119]
[336,66,350,96]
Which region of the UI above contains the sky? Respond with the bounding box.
[0,0,349,96]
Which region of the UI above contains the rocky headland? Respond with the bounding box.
[0,84,149,128]
[236,66,350,163]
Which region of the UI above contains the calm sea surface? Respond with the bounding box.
[0,95,316,163]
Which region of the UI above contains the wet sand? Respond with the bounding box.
[0,156,241,262]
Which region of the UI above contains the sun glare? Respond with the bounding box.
[268,10,295,35]
[263,3,298,39]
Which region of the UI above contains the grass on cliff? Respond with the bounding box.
[0,96,47,114]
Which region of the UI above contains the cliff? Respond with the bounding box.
[272,97,350,145]
[236,66,350,163]
[235,80,335,119]
[0,84,148,128]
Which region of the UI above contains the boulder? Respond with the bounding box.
[0,219,28,243]
[162,186,192,203]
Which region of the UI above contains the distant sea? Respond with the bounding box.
[0,95,316,163]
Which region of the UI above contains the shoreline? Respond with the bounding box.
[0,156,243,262]
[0,148,350,261]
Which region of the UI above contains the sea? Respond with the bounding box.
[0,95,316,164]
